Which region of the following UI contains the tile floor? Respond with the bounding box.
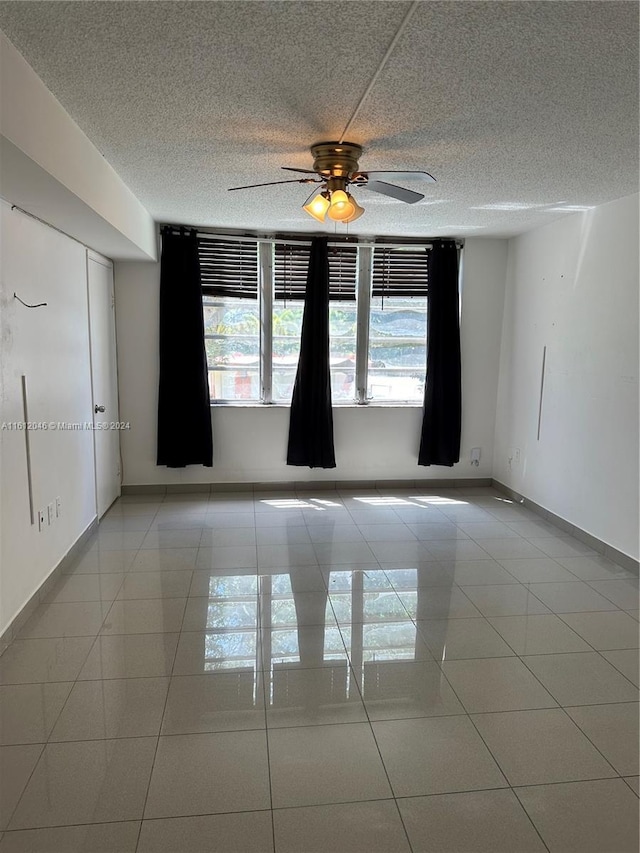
[0,486,638,852]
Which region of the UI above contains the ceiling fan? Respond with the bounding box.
[228,141,436,223]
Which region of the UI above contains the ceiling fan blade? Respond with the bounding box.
[362,180,424,204]
[281,167,318,175]
[363,170,436,184]
[228,178,319,191]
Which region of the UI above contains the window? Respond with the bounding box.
[272,244,305,402]
[328,247,358,403]
[272,243,358,403]
[368,247,429,403]
[201,238,260,401]
[199,235,447,405]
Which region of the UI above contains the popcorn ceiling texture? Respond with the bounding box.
[0,0,637,238]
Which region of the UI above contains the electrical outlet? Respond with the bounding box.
[470,447,481,466]
[47,502,55,525]
[38,509,46,531]
[508,447,521,469]
[55,497,61,518]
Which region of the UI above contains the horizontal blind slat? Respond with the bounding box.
[197,237,258,299]
[274,243,358,301]
[372,246,429,298]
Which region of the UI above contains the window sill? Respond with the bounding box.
[210,402,423,409]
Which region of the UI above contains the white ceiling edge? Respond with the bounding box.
[0,138,157,261]
[0,31,156,261]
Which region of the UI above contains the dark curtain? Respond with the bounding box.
[287,236,336,468]
[419,240,461,466]
[157,228,213,467]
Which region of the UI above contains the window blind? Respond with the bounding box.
[274,242,358,301]
[372,246,429,298]
[199,237,259,299]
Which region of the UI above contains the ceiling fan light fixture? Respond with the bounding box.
[327,189,355,221]
[303,189,330,222]
[230,141,436,223]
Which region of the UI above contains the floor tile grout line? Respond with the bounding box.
[394,564,637,666]
[339,550,550,853]
[516,648,637,729]
[420,651,556,852]
[333,556,497,797]
[387,783,416,851]
[85,507,156,637]
[535,610,640,690]
[1,500,162,833]
[133,568,187,853]
[3,772,635,839]
[344,588,627,806]
[261,664,277,853]
[582,581,640,611]
[468,698,639,715]
[456,604,585,660]
[622,776,640,797]
[1,740,46,833]
[506,784,553,852]
[551,605,636,637]
[594,651,640,687]
[4,632,637,673]
[348,577,427,853]
[509,774,637,791]
[5,695,634,748]
[486,610,604,657]
[551,703,635,779]
[387,569,529,663]
[4,808,277,838]
[328,629,417,853]
[516,581,629,612]
[1,505,159,830]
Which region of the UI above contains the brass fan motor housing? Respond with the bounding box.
[310,141,363,179]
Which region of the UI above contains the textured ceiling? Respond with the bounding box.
[0,0,638,239]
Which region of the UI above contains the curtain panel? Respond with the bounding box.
[157,228,213,467]
[419,240,462,466]
[287,236,336,468]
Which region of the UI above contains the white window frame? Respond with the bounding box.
[258,240,273,404]
[355,243,373,405]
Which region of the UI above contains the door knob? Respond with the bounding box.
[95,404,106,413]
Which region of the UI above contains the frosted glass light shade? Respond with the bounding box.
[344,196,365,223]
[327,189,355,221]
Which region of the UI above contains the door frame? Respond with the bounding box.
[86,249,121,517]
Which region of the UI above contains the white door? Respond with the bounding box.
[87,252,121,517]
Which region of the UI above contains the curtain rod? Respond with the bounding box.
[160,224,463,250]
[9,203,88,248]
[160,225,359,245]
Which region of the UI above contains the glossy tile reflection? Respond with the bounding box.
[0,486,637,851]
[162,672,265,734]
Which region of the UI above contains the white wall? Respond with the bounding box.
[494,194,639,559]
[0,202,97,634]
[0,32,156,261]
[114,238,508,486]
